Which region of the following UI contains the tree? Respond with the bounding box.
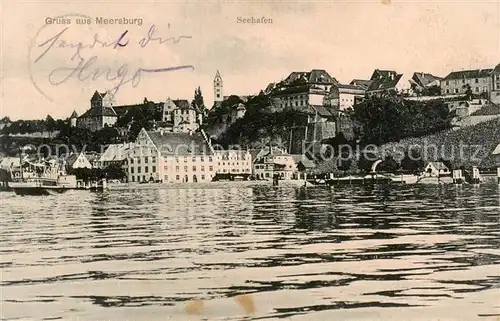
[45,115,56,133]
[191,86,206,115]
[463,84,473,101]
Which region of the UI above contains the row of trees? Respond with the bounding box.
[1,115,66,135]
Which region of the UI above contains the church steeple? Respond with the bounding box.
[214,70,223,103]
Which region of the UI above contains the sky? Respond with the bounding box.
[1,0,499,120]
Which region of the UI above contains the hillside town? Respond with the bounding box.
[1,64,500,186]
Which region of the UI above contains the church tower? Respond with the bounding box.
[214,70,223,103]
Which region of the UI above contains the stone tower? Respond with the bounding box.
[214,70,223,103]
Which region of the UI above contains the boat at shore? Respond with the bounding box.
[8,157,77,196]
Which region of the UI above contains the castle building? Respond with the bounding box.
[214,70,223,104]
[77,91,118,131]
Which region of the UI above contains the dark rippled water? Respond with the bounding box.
[1,182,500,321]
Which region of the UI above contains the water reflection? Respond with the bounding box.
[1,183,499,320]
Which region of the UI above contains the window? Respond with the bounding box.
[201,166,205,171]
[142,175,145,182]
[175,157,179,163]
[130,158,134,164]
[184,166,188,171]
[192,157,196,162]
[131,167,134,173]
[164,175,168,181]
[446,89,450,94]
[137,176,140,182]
[132,176,135,182]
[176,175,180,180]
[137,158,141,164]
[164,165,168,170]
[138,167,141,173]
[192,166,196,171]
[145,166,149,173]
[475,87,479,92]
[145,157,148,163]
[209,166,213,171]
[176,166,179,172]
[152,157,156,163]
[201,175,205,180]
[454,88,459,93]
[475,78,479,83]
[184,157,188,163]
[446,80,449,85]
[201,156,204,162]
[152,166,156,172]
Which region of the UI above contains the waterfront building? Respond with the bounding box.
[214,149,252,177]
[65,152,92,169]
[440,68,493,96]
[127,128,215,183]
[424,162,450,177]
[77,91,118,131]
[98,143,133,169]
[253,147,297,180]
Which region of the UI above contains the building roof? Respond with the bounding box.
[493,64,500,73]
[99,144,133,162]
[146,130,213,156]
[443,69,493,80]
[79,106,117,118]
[310,105,334,117]
[427,162,449,170]
[173,99,191,110]
[492,144,500,155]
[290,154,315,168]
[70,110,78,118]
[65,153,80,166]
[349,79,373,90]
[367,69,404,92]
[282,69,338,86]
[411,72,442,88]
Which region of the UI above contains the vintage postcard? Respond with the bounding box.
[1,0,499,320]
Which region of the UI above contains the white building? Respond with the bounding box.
[214,149,252,177]
[325,84,366,110]
[162,98,200,133]
[424,162,450,177]
[253,147,297,180]
[65,152,92,169]
[98,143,133,169]
[493,144,500,166]
[77,91,118,132]
[126,128,216,183]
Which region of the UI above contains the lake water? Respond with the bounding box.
[1,182,500,321]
